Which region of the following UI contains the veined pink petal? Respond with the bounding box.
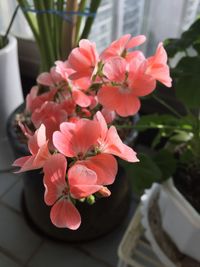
[101,108,116,124]
[128,60,156,97]
[50,199,81,229]
[43,154,67,205]
[37,72,54,86]
[80,154,118,185]
[13,155,43,173]
[28,124,46,155]
[94,111,108,140]
[53,120,100,158]
[104,126,139,162]
[146,43,172,87]
[33,142,51,167]
[126,35,146,49]
[103,57,126,83]
[68,164,101,198]
[98,85,141,117]
[72,89,91,107]
[100,34,131,60]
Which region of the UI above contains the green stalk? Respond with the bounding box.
[74,0,87,45]
[55,0,64,58]
[33,0,55,70]
[80,0,101,41]
[152,94,182,119]
[17,0,40,44]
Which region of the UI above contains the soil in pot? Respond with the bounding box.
[148,195,200,267]
[173,163,200,213]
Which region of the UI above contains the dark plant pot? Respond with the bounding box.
[7,104,132,242]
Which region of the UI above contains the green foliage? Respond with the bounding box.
[121,154,161,195]
[132,18,200,192]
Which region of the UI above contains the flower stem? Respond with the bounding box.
[152,94,182,118]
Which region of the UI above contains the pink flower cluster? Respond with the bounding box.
[14,34,171,230]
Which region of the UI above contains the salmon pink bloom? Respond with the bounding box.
[53,119,118,186]
[37,67,63,87]
[25,86,57,114]
[95,111,139,162]
[32,102,68,147]
[13,124,50,173]
[53,119,100,158]
[145,42,172,87]
[67,164,103,198]
[98,48,171,117]
[68,39,99,80]
[77,153,118,186]
[100,34,146,61]
[43,154,81,229]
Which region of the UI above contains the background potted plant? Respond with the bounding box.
[17,0,102,71]
[7,32,172,241]
[0,4,24,138]
[132,18,200,263]
[0,4,24,170]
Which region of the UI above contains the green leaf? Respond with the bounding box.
[153,150,177,180]
[170,130,193,143]
[122,154,162,196]
[174,56,200,107]
[176,74,200,107]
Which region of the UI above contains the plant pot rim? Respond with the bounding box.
[0,35,16,55]
[163,178,200,226]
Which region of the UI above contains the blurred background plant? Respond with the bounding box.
[17,0,101,71]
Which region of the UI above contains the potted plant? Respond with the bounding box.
[8,33,172,241]
[17,0,102,71]
[0,5,23,139]
[134,18,200,263]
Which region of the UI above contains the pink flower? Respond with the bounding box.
[43,154,81,229]
[53,119,100,158]
[13,124,50,172]
[31,101,68,147]
[55,60,74,81]
[94,111,139,162]
[100,34,146,60]
[37,67,63,87]
[25,86,57,114]
[98,48,171,117]
[68,39,99,80]
[98,56,144,116]
[145,42,172,87]
[53,119,118,186]
[68,164,102,198]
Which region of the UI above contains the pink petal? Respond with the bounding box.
[28,124,46,155]
[103,57,126,83]
[100,34,131,60]
[146,43,172,87]
[81,154,118,185]
[72,89,91,107]
[68,164,101,198]
[13,155,36,173]
[126,35,146,49]
[98,85,141,117]
[43,154,67,205]
[104,126,139,162]
[53,123,77,157]
[94,111,108,140]
[37,72,54,86]
[54,120,100,158]
[50,199,81,229]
